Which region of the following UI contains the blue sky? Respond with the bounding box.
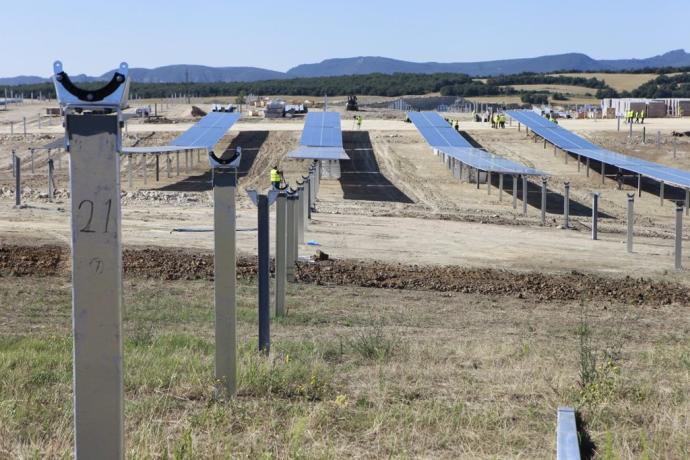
[2,0,688,76]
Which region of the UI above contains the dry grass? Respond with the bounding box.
[0,276,688,458]
[551,73,660,93]
[507,84,596,96]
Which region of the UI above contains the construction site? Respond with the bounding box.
[1,63,689,459]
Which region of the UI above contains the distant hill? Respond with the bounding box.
[2,50,689,86]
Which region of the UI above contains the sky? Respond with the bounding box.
[2,0,688,77]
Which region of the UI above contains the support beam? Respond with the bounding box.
[522,176,528,215]
[563,182,570,228]
[499,174,503,201]
[660,182,665,206]
[675,204,683,270]
[541,178,547,225]
[627,194,635,253]
[557,407,581,460]
[512,175,517,210]
[14,156,21,207]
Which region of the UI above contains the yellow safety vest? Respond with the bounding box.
[270,169,280,182]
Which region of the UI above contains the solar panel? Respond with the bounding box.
[408,111,545,176]
[299,112,343,147]
[121,145,197,154]
[287,146,350,160]
[507,110,690,189]
[407,111,469,148]
[170,112,240,150]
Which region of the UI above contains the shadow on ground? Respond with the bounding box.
[155,131,268,192]
[339,131,413,203]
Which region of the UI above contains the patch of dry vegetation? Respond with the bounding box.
[0,277,688,458]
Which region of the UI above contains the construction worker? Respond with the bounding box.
[499,113,506,128]
[270,165,281,189]
[634,111,640,124]
[356,115,363,130]
[454,120,459,131]
[640,110,645,124]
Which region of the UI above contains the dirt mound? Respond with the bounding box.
[1,245,688,306]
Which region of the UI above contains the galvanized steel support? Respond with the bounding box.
[563,182,570,228]
[675,204,683,270]
[541,178,547,225]
[522,176,527,215]
[627,194,634,253]
[591,193,600,240]
[275,192,287,317]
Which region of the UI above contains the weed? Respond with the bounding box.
[349,326,400,362]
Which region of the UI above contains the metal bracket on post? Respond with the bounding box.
[209,147,242,397]
[53,60,129,460]
[247,188,279,353]
[627,193,634,253]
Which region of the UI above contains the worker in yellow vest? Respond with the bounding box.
[640,110,645,124]
[270,166,282,189]
[499,114,506,128]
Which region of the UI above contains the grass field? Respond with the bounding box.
[551,73,660,93]
[1,276,688,458]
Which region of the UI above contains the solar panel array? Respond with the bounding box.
[300,112,343,147]
[170,112,240,150]
[288,111,349,160]
[407,111,545,176]
[507,110,690,189]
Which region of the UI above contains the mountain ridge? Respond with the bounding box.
[2,50,689,86]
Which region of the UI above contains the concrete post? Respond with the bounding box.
[563,182,570,228]
[48,159,54,202]
[14,156,21,206]
[522,176,528,215]
[212,168,238,397]
[275,193,287,317]
[627,193,634,253]
[592,193,599,240]
[66,113,124,458]
[541,178,547,225]
[675,204,683,270]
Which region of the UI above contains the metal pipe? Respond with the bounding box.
[499,174,503,201]
[155,154,160,182]
[660,181,665,206]
[512,175,517,209]
[48,159,54,202]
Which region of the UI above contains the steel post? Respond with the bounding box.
[48,159,54,202]
[14,156,21,206]
[143,154,147,185]
[627,194,634,253]
[563,182,570,228]
[297,186,305,244]
[257,194,271,353]
[166,154,171,178]
[499,174,503,201]
[601,162,605,184]
[522,176,528,215]
[541,178,547,225]
[30,149,35,174]
[128,154,133,190]
[686,189,689,216]
[577,154,581,172]
[275,193,287,316]
[586,157,590,177]
[592,193,599,240]
[286,194,297,282]
[155,155,159,182]
[212,168,237,396]
[512,175,517,209]
[11,149,15,177]
[66,114,123,458]
[660,181,665,206]
[487,171,491,194]
[176,152,180,176]
[675,204,683,270]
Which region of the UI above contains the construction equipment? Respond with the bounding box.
[346,95,359,111]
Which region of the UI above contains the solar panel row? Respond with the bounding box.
[288,111,349,160]
[507,110,690,190]
[407,111,545,176]
[170,112,241,150]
